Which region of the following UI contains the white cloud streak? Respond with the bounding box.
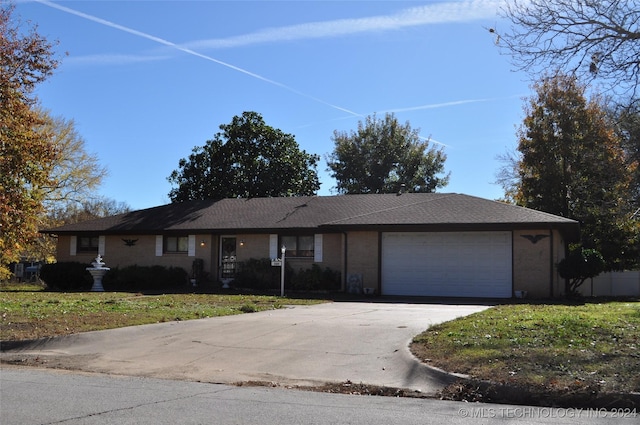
[35,0,361,116]
[186,0,503,50]
[67,54,170,66]
[34,0,506,120]
[296,93,523,147]
[382,96,520,114]
[419,136,450,148]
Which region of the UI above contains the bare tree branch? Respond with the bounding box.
[498,0,640,102]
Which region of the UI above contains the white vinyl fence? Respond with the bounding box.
[578,270,640,297]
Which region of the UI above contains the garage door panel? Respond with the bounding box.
[382,231,512,298]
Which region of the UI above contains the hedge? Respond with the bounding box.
[39,262,188,292]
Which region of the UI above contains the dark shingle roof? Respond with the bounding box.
[43,193,579,239]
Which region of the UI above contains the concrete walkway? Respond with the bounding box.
[1,301,490,395]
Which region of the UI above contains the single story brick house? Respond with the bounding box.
[43,193,579,298]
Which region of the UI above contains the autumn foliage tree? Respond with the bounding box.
[0,4,60,279]
[326,113,449,194]
[36,109,108,209]
[500,73,638,271]
[22,109,114,262]
[615,105,640,208]
[168,111,320,201]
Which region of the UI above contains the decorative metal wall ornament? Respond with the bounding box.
[122,238,138,247]
[520,234,549,244]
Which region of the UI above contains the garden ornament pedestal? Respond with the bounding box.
[86,255,110,292]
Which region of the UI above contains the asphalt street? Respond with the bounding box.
[2,367,636,425]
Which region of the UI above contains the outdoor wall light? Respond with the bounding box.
[200,240,206,247]
[239,240,245,247]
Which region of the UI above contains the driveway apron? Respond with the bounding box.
[2,302,490,394]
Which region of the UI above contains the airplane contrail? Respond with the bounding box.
[34,0,362,117]
[385,98,503,113]
[33,0,509,150]
[185,0,503,50]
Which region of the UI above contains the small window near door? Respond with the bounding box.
[281,235,314,258]
[165,236,188,253]
[78,236,99,253]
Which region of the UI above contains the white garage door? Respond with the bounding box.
[381,232,512,298]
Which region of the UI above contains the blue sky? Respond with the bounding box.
[16,0,531,210]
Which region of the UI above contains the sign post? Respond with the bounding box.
[280,245,286,297]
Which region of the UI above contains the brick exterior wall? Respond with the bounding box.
[512,229,566,298]
[345,230,379,293]
[56,229,566,297]
[56,234,215,278]
[56,232,345,287]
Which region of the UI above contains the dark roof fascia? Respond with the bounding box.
[42,229,157,236]
[320,222,580,240]
[44,227,336,236]
[47,222,579,241]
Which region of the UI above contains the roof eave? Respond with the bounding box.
[44,222,580,243]
[320,221,581,241]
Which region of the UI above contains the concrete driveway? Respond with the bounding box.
[1,301,490,395]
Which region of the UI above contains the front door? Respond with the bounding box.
[220,237,237,279]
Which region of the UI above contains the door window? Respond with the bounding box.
[221,237,236,278]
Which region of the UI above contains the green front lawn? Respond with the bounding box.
[0,287,323,341]
[411,301,640,395]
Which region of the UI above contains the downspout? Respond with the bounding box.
[342,232,348,292]
[549,228,554,298]
[511,231,515,298]
[377,231,382,295]
[212,235,219,283]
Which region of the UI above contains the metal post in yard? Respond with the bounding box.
[280,245,286,297]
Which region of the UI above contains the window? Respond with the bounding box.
[78,236,99,253]
[281,235,314,258]
[165,236,188,253]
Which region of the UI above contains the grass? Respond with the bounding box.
[411,300,640,395]
[0,282,324,341]
[4,282,639,404]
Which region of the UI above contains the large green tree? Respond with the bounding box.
[168,111,320,201]
[504,73,638,270]
[0,4,59,279]
[326,113,449,194]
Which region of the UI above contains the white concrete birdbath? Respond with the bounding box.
[86,254,110,292]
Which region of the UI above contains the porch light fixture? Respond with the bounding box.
[239,240,245,247]
[200,240,206,247]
